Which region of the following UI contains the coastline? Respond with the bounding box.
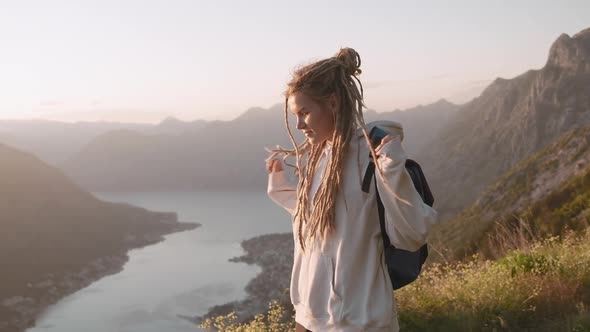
[2,220,200,332]
[194,232,294,325]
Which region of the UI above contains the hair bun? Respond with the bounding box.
[335,47,362,76]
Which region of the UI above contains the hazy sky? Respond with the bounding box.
[1,0,589,123]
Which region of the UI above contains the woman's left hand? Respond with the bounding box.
[264,151,285,173]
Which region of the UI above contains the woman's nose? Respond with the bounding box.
[296,116,306,130]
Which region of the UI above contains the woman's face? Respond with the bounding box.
[288,91,335,145]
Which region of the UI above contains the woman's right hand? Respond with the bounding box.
[265,152,284,173]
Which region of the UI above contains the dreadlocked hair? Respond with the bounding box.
[274,47,380,251]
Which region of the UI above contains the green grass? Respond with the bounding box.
[200,301,295,332]
[396,230,590,331]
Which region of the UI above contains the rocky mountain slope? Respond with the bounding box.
[417,27,590,221]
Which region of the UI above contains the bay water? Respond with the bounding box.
[28,191,292,332]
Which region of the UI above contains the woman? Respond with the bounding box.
[265,48,438,332]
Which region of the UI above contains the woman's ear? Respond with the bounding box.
[328,94,339,113]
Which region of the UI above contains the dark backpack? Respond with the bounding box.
[361,126,434,290]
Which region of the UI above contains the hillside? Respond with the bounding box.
[432,127,590,259]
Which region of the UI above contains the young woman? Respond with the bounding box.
[265,48,438,332]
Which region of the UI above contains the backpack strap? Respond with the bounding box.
[374,174,392,249]
[361,126,383,194]
[360,131,391,249]
[361,157,375,193]
[405,159,434,207]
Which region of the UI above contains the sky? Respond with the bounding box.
[1,0,589,123]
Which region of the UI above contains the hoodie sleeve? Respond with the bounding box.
[374,136,438,251]
[267,170,297,217]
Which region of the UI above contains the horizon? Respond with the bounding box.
[0,98,456,125]
[1,0,589,123]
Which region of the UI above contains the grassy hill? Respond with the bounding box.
[201,229,590,331]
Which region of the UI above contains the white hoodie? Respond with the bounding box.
[267,121,438,332]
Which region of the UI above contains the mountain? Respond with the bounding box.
[417,27,590,221]
[0,120,152,166]
[0,144,197,331]
[155,116,208,134]
[0,118,210,167]
[59,101,458,191]
[364,98,458,156]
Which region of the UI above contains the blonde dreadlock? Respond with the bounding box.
[274,47,383,251]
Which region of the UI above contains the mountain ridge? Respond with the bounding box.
[59,100,458,191]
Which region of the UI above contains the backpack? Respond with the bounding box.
[361,126,434,290]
